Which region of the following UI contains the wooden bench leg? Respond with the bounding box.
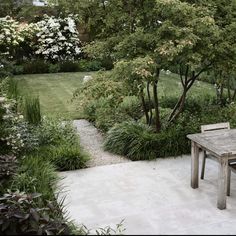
[217,158,228,210]
[227,168,231,197]
[201,151,206,180]
[191,141,199,189]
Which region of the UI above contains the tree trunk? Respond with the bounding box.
[140,90,149,125]
[153,79,161,132]
[147,81,153,126]
[227,77,232,102]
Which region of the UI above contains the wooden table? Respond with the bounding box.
[187,129,236,210]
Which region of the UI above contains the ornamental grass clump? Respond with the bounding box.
[23,96,41,125]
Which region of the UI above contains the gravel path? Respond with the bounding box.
[73,119,130,167]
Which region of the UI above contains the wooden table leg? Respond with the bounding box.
[217,158,228,210]
[191,141,199,189]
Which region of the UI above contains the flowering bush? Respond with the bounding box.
[0,96,39,154]
[0,17,37,63]
[35,15,81,61]
[0,16,24,55]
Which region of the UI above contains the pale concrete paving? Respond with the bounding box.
[58,156,236,235]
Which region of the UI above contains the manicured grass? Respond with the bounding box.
[16,71,215,119]
[16,72,94,119]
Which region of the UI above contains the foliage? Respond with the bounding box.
[11,156,58,200]
[104,102,236,161]
[0,155,17,190]
[49,144,89,171]
[0,16,36,60]
[74,73,129,125]
[36,118,78,146]
[22,60,50,74]
[118,96,143,121]
[59,60,80,72]
[0,191,70,235]
[35,15,81,61]
[23,96,41,125]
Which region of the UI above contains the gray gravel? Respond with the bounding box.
[73,119,130,167]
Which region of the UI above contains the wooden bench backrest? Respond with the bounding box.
[201,122,230,133]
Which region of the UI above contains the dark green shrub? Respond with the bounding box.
[23,96,41,125]
[22,60,49,74]
[36,119,78,146]
[0,191,70,235]
[49,64,60,73]
[0,155,17,191]
[12,65,24,75]
[94,97,131,132]
[104,121,156,160]
[78,59,103,72]
[118,96,143,120]
[104,116,198,161]
[11,156,58,200]
[59,61,79,72]
[50,144,89,171]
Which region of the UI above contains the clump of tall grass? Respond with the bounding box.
[11,155,58,201]
[7,77,19,100]
[23,96,41,125]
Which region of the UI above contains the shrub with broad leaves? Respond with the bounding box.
[0,191,70,235]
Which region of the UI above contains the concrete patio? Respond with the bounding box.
[58,155,236,235]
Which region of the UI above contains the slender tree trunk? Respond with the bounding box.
[232,89,236,101]
[227,77,232,102]
[140,90,149,125]
[147,81,153,126]
[168,64,209,124]
[153,69,161,132]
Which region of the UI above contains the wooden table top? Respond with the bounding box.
[187,129,236,157]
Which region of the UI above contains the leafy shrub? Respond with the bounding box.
[50,144,89,171]
[92,97,130,132]
[0,155,17,191]
[49,63,60,73]
[23,96,41,125]
[104,105,235,161]
[118,96,143,120]
[104,121,156,160]
[59,61,80,72]
[22,60,49,74]
[36,118,78,146]
[0,191,70,235]
[11,156,58,200]
[78,59,103,72]
[74,73,129,126]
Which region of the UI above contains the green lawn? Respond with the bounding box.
[16,71,216,119]
[16,72,94,119]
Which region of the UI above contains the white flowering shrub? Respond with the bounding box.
[0,96,39,154]
[0,16,24,55]
[0,16,37,68]
[35,15,82,61]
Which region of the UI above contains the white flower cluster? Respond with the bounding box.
[0,17,24,53]
[35,15,81,61]
[0,17,37,58]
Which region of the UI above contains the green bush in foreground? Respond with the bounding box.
[50,144,89,171]
[0,191,70,235]
[11,156,58,201]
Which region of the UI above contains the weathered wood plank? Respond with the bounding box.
[217,158,228,210]
[191,141,199,189]
[187,129,236,157]
[201,122,230,133]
